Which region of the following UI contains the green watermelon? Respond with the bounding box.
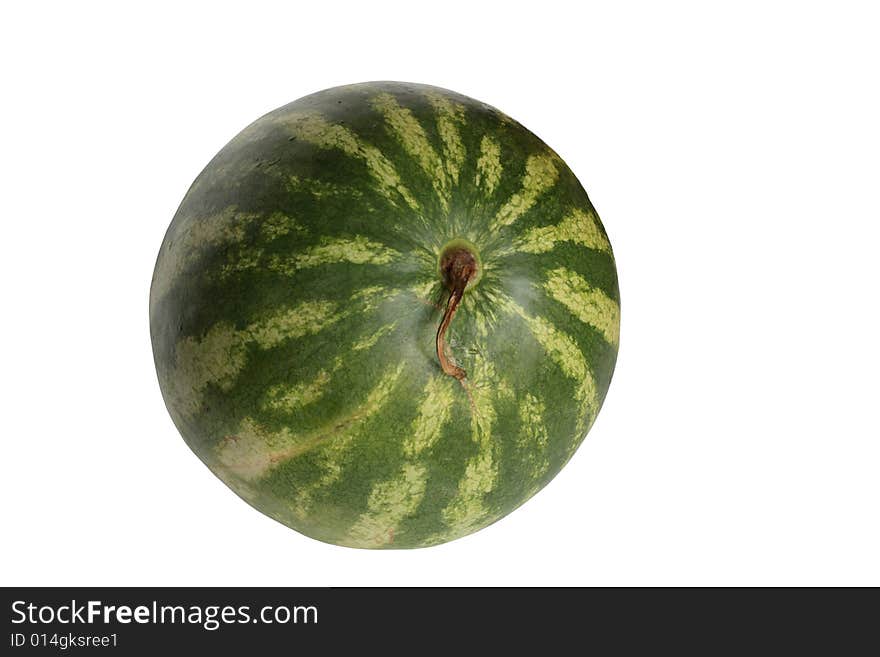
[150,82,619,548]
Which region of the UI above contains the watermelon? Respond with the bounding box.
[150,82,619,548]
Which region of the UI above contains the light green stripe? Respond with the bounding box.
[267,235,398,275]
[544,268,620,346]
[490,154,558,230]
[262,370,331,413]
[282,111,419,211]
[286,175,366,200]
[247,300,340,349]
[352,322,397,352]
[518,393,551,493]
[372,93,451,211]
[474,135,501,196]
[410,279,438,301]
[260,211,305,242]
[503,299,599,428]
[515,207,611,255]
[438,349,507,540]
[404,376,457,457]
[345,463,428,548]
[425,91,467,186]
[348,285,400,313]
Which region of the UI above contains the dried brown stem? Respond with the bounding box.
[436,247,477,380]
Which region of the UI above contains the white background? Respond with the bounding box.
[2,1,878,586]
